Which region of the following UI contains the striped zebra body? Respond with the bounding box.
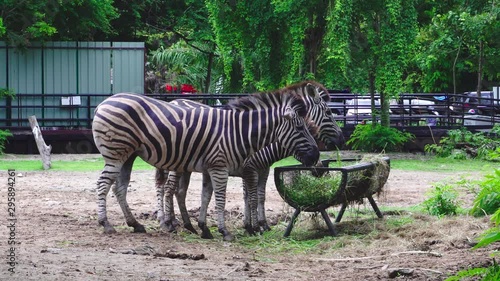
[156,81,345,236]
[93,91,320,240]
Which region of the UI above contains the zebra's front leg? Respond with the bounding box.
[242,170,260,235]
[114,156,146,233]
[198,173,214,239]
[257,169,271,231]
[211,170,234,242]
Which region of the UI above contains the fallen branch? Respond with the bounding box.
[314,250,442,262]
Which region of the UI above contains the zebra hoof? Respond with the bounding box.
[219,228,234,241]
[160,223,176,233]
[244,225,256,236]
[222,233,234,242]
[259,221,271,232]
[103,227,117,234]
[184,223,198,235]
[200,229,214,239]
[133,224,147,233]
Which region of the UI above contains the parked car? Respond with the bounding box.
[449,91,500,115]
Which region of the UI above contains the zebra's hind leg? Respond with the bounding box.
[162,171,181,232]
[155,169,171,232]
[113,155,146,233]
[198,172,214,239]
[97,164,121,234]
[176,172,198,234]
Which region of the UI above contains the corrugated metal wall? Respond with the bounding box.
[0,41,145,128]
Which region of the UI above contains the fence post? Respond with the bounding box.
[28,115,51,170]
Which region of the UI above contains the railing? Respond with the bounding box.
[1,92,499,132]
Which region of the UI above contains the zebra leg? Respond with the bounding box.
[210,169,235,241]
[176,172,198,234]
[155,169,167,229]
[257,169,271,231]
[163,172,181,232]
[242,170,260,235]
[113,155,146,233]
[96,164,121,234]
[198,172,214,239]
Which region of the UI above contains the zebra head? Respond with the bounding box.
[301,81,345,150]
[280,95,321,167]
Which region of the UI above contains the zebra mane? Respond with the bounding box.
[306,118,320,138]
[281,80,331,103]
[224,91,308,118]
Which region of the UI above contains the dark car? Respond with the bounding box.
[449,91,500,115]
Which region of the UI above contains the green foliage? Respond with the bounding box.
[422,183,460,216]
[346,124,415,152]
[0,17,5,37]
[445,260,500,281]
[470,169,500,217]
[0,130,12,155]
[425,127,500,161]
[1,0,118,45]
[0,88,15,99]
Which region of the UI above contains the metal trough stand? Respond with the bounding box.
[274,157,390,237]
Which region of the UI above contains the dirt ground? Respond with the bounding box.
[0,152,496,281]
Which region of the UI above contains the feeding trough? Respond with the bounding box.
[274,156,390,237]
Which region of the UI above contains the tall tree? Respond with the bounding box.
[0,0,118,45]
[323,0,418,126]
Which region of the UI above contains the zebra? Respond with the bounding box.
[92,90,320,241]
[156,81,345,237]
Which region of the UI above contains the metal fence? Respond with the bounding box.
[1,92,499,131]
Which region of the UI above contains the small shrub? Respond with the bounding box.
[422,183,460,216]
[0,129,12,154]
[425,126,500,161]
[347,123,414,152]
[470,169,500,217]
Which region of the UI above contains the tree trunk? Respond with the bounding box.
[28,116,51,170]
[369,68,377,127]
[205,51,214,93]
[476,40,484,99]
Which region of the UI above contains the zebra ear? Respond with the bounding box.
[305,83,322,104]
[283,106,296,120]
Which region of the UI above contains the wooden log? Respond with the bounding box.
[28,115,52,170]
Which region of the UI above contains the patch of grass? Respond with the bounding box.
[391,157,493,172]
[0,157,155,171]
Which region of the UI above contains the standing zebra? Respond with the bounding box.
[92,90,320,241]
[157,81,345,237]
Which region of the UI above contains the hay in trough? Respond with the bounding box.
[343,155,390,204]
[277,155,390,209]
[282,171,342,208]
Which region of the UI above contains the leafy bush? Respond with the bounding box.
[347,123,414,152]
[0,129,12,154]
[425,126,500,161]
[470,169,500,217]
[422,183,460,216]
